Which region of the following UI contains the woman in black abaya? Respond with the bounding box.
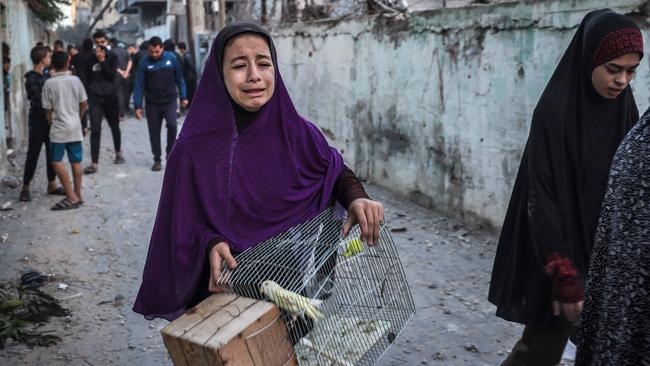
[488,9,643,366]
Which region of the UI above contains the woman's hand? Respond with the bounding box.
[208,242,238,293]
[342,198,385,245]
[553,300,583,322]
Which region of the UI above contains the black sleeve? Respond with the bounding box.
[526,114,568,261]
[25,73,43,108]
[24,74,40,104]
[73,56,89,87]
[332,167,370,209]
[206,236,226,254]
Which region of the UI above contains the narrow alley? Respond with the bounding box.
[0,115,529,365]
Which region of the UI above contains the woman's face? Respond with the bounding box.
[591,52,640,99]
[222,34,275,112]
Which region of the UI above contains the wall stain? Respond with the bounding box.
[517,65,525,79]
[442,30,459,64]
[373,128,410,156]
[420,47,438,106]
[347,100,372,179]
[445,136,465,218]
[463,28,486,59]
[437,50,445,113]
[370,15,410,48]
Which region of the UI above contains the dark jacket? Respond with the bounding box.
[85,50,118,97]
[133,51,186,108]
[23,70,49,126]
[70,50,93,88]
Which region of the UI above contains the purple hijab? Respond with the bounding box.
[133,23,344,321]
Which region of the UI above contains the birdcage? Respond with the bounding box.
[217,206,415,365]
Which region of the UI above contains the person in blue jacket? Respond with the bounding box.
[133,36,187,171]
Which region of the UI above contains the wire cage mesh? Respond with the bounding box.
[218,206,415,365]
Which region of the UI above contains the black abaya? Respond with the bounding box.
[488,9,641,325]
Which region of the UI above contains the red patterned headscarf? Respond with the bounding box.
[593,27,644,67]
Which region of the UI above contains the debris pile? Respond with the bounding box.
[0,274,70,348]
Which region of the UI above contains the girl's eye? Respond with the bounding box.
[258,63,272,67]
[606,67,620,74]
[233,64,246,69]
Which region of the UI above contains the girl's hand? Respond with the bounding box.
[208,242,237,292]
[342,198,385,245]
[553,300,583,322]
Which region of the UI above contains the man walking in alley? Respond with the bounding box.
[84,30,124,175]
[133,36,187,172]
[177,42,197,108]
[42,51,88,210]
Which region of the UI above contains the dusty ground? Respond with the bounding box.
[0,115,572,365]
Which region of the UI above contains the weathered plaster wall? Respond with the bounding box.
[7,0,38,143]
[272,0,650,229]
[0,0,48,175]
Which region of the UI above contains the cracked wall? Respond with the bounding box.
[272,0,650,229]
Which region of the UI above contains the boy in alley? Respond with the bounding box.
[42,51,88,210]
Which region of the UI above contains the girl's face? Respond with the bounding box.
[222,34,275,112]
[591,52,640,99]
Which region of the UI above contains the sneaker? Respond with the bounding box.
[114,154,125,164]
[151,162,162,171]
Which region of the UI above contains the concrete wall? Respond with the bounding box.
[7,0,37,145]
[0,0,49,175]
[2,1,40,172]
[272,0,650,229]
